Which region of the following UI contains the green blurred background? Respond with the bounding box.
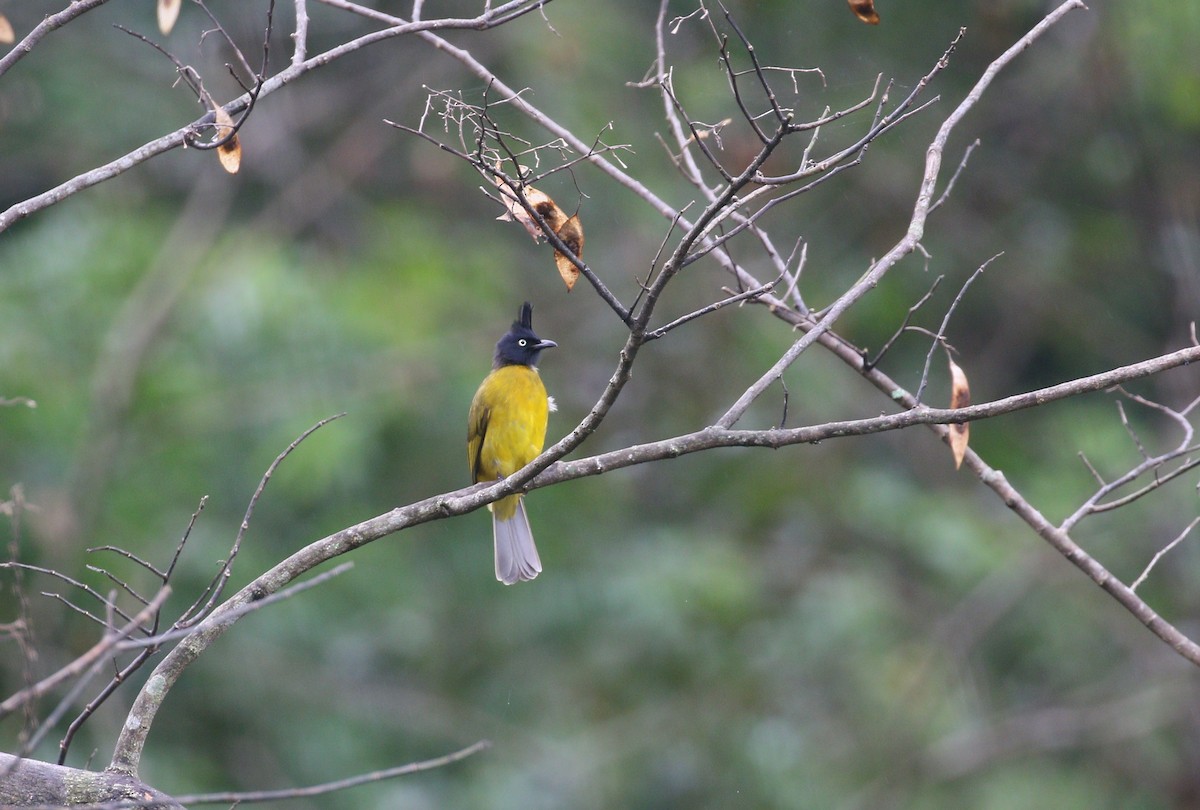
[2,0,1199,807]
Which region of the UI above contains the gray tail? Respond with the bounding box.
[493,499,542,585]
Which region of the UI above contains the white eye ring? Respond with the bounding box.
[518,339,528,346]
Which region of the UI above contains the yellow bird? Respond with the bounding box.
[468,302,557,584]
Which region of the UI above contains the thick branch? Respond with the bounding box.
[546,345,1200,479]
[105,342,1199,777]
[0,2,556,236]
[0,753,183,810]
[0,0,111,79]
[974,464,1200,665]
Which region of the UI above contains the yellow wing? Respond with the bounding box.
[467,387,491,485]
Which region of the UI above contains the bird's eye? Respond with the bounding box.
[518,339,528,346]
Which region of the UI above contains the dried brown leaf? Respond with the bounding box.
[0,13,15,44]
[157,0,182,35]
[213,106,242,174]
[553,214,584,292]
[495,182,560,242]
[847,0,880,24]
[948,356,970,469]
[493,174,584,291]
[553,253,580,292]
[534,198,567,233]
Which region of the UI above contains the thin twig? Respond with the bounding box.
[2,564,138,628]
[1,485,38,746]
[1091,454,1200,514]
[915,253,1001,405]
[177,412,345,628]
[1077,451,1106,487]
[116,562,355,651]
[0,587,172,720]
[637,205,691,306]
[645,274,782,340]
[718,1,792,128]
[777,237,809,313]
[1116,400,1151,460]
[86,546,167,582]
[1061,390,1199,532]
[930,138,980,213]
[174,739,491,804]
[1131,517,1200,592]
[865,275,944,371]
[86,565,150,608]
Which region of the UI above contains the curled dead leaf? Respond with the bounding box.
[495,182,560,240]
[533,198,567,233]
[212,106,242,174]
[157,0,181,35]
[948,356,970,469]
[0,13,15,45]
[847,0,880,24]
[494,173,584,291]
[554,214,584,292]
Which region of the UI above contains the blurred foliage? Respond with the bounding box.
[2,1,1199,808]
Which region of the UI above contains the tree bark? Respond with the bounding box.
[0,753,183,809]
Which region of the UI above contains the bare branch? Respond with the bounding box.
[0,587,171,722]
[103,342,1200,780]
[1090,454,1200,514]
[115,562,354,652]
[0,0,111,79]
[717,4,1085,429]
[1061,390,1199,532]
[0,753,184,809]
[2,564,138,629]
[174,739,491,804]
[107,414,341,776]
[645,275,782,340]
[178,412,345,628]
[86,546,168,582]
[291,0,309,64]
[930,138,981,213]
[0,2,559,236]
[1,485,38,747]
[1131,517,1200,593]
[914,253,1001,404]
[865,274,944,371]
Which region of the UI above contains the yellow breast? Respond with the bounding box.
[468,365,550,485]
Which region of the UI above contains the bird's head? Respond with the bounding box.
[494,302,557,368]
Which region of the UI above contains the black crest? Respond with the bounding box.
[515,301,534,331]
[493,301,557,369]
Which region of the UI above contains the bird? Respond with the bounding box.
[468,302,557,584]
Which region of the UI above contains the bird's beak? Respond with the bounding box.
[536,339,558,350]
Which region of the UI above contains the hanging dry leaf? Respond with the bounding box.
[847,0,880,24]
[494,174,585,291]
[157,0,181,35]
[212,106,242,174]
[948,356,970,469]
[0,13,15,45]
[553,214,584,292]
[495,182,561,241]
